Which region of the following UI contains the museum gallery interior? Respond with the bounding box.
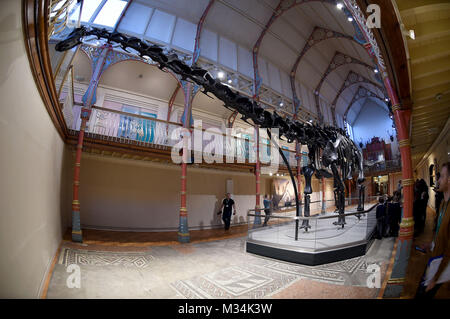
[0,0,449,299]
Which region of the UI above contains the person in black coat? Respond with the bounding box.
[414,179,429,237]
[218,193,236,230]
[376,197,386,239]
[387,191,402,237]
[433,172,444,232]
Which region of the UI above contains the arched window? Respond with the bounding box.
[429,164,435,186]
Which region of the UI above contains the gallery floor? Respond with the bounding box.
[44,233,396,299]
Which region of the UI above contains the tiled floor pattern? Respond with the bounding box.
[46,235,394,299]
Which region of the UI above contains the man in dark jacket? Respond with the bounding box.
[387,191,402,237]
[218,193,236,230]
[416,162,450,298]
[434,172,444,232]
[376,197,386,239]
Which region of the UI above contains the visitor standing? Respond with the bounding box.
[263,195,271,226]
[415,162,450,298]
[397,180,403,197]
[271,194,278,211]
[376,197,386,239]
[434,172,444,232]
[414,179,429,236]
[218,193,236,230]
[387,191,402,237]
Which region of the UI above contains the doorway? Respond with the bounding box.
[373,175,389,196]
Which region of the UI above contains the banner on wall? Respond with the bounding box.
[272,178,295,209]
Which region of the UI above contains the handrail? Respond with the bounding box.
[247,202,379,221]
[89,105,183,127]
[77,104,299,150]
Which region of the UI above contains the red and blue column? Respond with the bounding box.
[71,45,112,242]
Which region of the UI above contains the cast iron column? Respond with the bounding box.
[382,77,414,297]
[321,178,326,214]
[255,126,261,214]
[178,81,194,243]
[71,45,111,242]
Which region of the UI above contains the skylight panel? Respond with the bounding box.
[93,0,127,28]
[71,0,103,23]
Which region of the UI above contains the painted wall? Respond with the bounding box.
[0,0,71,298]
[70,153,335,231]
[71,154,273,230]
[415,120,450,211]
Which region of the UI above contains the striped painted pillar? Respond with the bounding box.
[255,127,261,212]
[71,108,91,242]
[178,160,189,243]
[178,81,194,243]
[296,142,303,216]
[382,77,414,298]
[71,46,111,242]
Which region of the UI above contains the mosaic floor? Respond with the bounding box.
[46,236,395,299]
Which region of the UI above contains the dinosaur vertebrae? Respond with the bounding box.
[55,26,352,149]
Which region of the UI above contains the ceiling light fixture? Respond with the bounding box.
[279,102,284,107]
[337,3,343,10]
[348,17,353,22]
[400,24,415,40]
[374,69,379,73]
[217,71,225,79]
[228,79,232,84]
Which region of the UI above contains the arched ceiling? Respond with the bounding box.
[343,86,389,125]
[137,0,386,113]
[72,0,391,127]
[72,53,181,102]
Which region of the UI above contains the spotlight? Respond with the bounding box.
[217,71,225,79]
[337,3,343,10]
[374,69,379,73]
[269,172,273,176]
[228,79,232,84]
[348,17,353,22]
[276,173,280,177]
[401,24,416,40]
[279,102,284,107]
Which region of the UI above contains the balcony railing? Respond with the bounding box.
[363,159,401,173]
[61,96,301,168]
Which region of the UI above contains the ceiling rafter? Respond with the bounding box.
[290,26,370,114]
[330,70,385,113]
[314,51,379,121]
[251,0,335,101]
[343,85,387,123]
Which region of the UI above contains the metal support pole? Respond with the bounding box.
[321,178,326,214]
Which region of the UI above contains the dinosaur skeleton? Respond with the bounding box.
[55,26,366,238]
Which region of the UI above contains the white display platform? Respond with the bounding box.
[248,211,377,253]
